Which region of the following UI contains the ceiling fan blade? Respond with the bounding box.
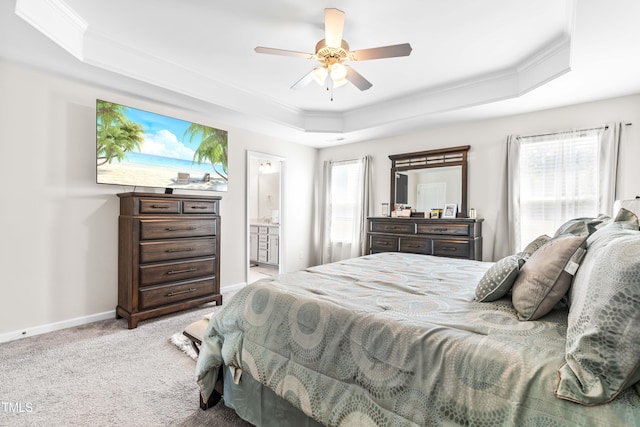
[345,66,372,91]
[290,69,316,90]
[255,46,313,59]
[324,8,345,48]
[351,43,412,61]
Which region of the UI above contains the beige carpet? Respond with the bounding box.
[0,301,253,427]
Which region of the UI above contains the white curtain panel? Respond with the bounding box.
[598,123,622,214]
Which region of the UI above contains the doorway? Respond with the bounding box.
[246,151,285,284]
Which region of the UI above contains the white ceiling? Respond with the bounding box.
[2,0,640,147]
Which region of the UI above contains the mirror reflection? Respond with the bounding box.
[395,165,462,212]
[389,145,469,217]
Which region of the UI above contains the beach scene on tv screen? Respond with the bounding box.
[96,100,228,192]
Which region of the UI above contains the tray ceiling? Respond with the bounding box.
[4,0,640,147]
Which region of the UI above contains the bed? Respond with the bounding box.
[196,207,640,426]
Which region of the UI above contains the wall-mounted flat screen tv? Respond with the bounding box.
[96,99,228,192]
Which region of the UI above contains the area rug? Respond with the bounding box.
[170,332,198,360]
[169,291,240,361]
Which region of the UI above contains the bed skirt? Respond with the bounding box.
[222,366,323,427]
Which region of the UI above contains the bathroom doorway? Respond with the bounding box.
[246,151,285,284]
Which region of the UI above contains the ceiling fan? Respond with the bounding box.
[255,8,412,95]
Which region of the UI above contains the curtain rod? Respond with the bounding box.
[520,122,632,139]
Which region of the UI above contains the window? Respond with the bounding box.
[321,156,371,263]
[508,125,620,252]
[518,131,599,246]
[329,161,362,243]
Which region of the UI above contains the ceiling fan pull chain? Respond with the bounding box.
[329,78,334,101]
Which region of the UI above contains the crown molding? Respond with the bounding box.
[14,0,574,144]
[15,0,87,60]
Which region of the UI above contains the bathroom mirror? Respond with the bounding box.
[389,145,469,217]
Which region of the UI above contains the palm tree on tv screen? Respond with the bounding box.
[96,101,144,166]
[183,124,228,183]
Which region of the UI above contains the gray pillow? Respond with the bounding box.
[553,215,609,237]
[518,234,551,259]
[611,207,640,230]
[556,229,640,405]
[474,255,525,302]
[511,234,587,321]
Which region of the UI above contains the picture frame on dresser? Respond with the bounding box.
[442,203,457,218]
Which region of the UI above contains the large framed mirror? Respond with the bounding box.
[389,145,469,217]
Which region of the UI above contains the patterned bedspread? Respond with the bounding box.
[196,252,640,426]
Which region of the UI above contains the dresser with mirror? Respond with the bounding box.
[367,146,483,261]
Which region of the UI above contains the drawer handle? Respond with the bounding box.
[406,244,422,248]
[378,242,390,246]
[166,226,198,231]
[189,206,208,210]
[433,228,448,232]
[150,204,170,209]
[167,267,197,275]
[441,247,458,251]
[166,248,195,253]
[167,288,197,297]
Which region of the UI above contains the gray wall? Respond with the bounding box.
[0,61,317,337]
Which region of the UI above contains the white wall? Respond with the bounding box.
[0,61,317,337]
[318,93,640,261]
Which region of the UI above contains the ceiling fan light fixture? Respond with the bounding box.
[332,77,348,88]
[330,63,347,82]
[312,66,328,86]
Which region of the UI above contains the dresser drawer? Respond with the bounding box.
[183,200,218,214]
[432,240,470,258]
[370,235,399,252]
[417,223,470,236]
[370,221,415,234]
[140,238,216,263]
[139,277,215,309]
[399,237,431,255]
[140,219,216,240]
[139,257,215,286]
[139,199,181,214]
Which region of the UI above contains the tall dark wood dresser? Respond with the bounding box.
[116,192,222,328]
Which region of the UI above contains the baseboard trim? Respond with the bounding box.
[0,287,246,344]
[0,310,116,344]
[221,282,247,294]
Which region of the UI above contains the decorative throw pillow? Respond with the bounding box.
[474,255,525,302]
[553,215,609,238]
[511,234,587,321]
[517,234,551,259]
[556,230,640,405]
[610,207,640,230]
